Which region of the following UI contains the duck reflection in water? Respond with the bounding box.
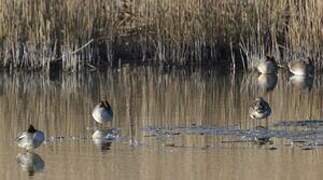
[16,152,45,176]
[252,126,272,145]
[288,58,314,76]
[289,74,314,91]
[257,74,278,92]
[92,129,117,151]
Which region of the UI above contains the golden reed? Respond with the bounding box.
[0,0,322,71]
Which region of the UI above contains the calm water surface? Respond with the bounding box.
[1,67,323,180]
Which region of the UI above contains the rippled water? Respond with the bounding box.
[1,67,323,180]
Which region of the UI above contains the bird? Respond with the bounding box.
[288,58,314,76]
[15,125,45,151]
[249,97,272,127]
[92,100,113,124]
[256,56,278,74]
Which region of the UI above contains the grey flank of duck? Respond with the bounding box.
[256,56,278,74]
[15,125,45,151]
[288,58,314,76]
[249,97,272,127]
[92,100,113,124]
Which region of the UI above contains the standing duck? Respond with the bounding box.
[15,125,45,151]
[288,58,314,76]
[92,100,113,124]
[256,56,278,74]
[249,97,272,127]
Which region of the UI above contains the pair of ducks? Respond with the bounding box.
[257,56,314,75]
[253,56,315,122]
[15,100,113,151]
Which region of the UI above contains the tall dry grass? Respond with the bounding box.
[0,0,322,71]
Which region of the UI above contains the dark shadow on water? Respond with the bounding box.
[273,120,323,128]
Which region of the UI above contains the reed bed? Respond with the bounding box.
[0,0,322,71]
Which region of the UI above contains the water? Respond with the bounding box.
[0,67,323,180]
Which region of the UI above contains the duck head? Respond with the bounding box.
[255,97,264,101]
[307,57,313,65]
[265,55,275,62]
[27,125,36,133]
[99,100,111,109]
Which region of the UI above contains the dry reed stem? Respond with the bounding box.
[0,0,322,71]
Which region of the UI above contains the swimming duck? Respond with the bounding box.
[249,97,271,121]
[92,100,113,124]
[288,58,314,76]
[15,125,45,151]
[256,56,278,74]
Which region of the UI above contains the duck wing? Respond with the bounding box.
[257,101,271,113]
[15,132,28,142]
[249,100,270,114]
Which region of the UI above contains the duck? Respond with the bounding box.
[288,58,314,76]
[256,56,278,74]
[15,125,45,151]
[249,97,272,127]
[92,100,113,124]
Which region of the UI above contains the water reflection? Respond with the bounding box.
[289,75,314,91]
[16,152,45,176]
[252,126,272,146]
[0,67,323,180]
[92,129,119,151]
[257,74,278,92]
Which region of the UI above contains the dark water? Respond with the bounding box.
[0,67,323,180]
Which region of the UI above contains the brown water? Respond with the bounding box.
[0,67,323,180]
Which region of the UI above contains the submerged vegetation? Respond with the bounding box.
[0,0,322,71]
